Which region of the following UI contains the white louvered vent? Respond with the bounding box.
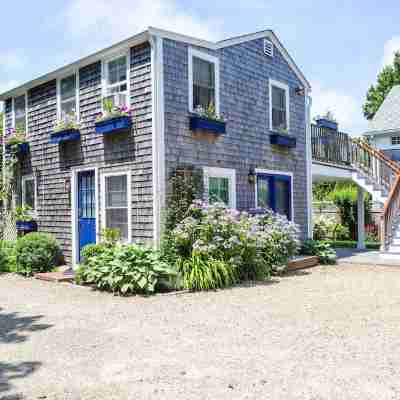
[264,39,274,57]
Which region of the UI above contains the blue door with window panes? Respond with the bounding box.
[78,171,96,260]
[257,173,292,220]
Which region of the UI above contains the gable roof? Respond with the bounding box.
[366,85,400,135]
[0,27,310,102]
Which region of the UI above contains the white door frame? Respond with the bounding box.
[71,166,99,267]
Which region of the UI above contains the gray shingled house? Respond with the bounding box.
[0,27,313,266]
[365,85,400,161]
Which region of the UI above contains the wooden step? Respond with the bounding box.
[287,256,319,271]
[35,270,75,283]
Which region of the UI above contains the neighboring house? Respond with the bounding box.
[0,27,312,265]
[365,85,400,161]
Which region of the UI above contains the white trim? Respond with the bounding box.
[100,170,132,244]
[71,166,99,267]
[188,48,220,116]
[150,35,166,247]
[21,174,36,212]
[203,166,236,209]
[305,92,313,238]
[254,168,294,222]
[269,78,290,132]
[0,28,310,101]
[56,71,80,122]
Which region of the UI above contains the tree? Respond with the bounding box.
[363,51,400,120]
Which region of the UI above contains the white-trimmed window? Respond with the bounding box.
[203,167,236,208]
[22,175,36,211]
[58,73,79,121]
[101,171,131,242]
[392,136,400,145]
[105,55,129,96]
[269,79,290,131]
[14,94,28,132]
[189,48,220,115]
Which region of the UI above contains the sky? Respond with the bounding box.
[1,0,400,135]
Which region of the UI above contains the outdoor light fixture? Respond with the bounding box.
[295,86,305,96]
[248,167,256,184]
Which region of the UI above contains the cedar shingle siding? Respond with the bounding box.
[4,42,154,263]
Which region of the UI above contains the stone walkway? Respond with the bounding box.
[2,263,400,399]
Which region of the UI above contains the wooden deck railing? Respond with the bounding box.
[311,126,400,250]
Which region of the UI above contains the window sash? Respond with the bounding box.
[270,83,289,131]
[192,56,216,110]
[22,177,35,211]
[106,56,128,95]
[14,95,27,132]
[392,136,400,145]
[208,177,229,205]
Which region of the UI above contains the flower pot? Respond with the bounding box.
[50,129,81,144]
[270,133,296,148]
[5,142,30,155]
[95,116,132,135]
[315,118,338,131]
[16,220,37,232]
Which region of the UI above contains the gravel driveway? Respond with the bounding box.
[1,264,400,399]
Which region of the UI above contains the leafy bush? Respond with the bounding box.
[332,223,350,241]
[80,243,107,264]
[167,201,300,286]
[313,216,350,241]
[76,244,177,295]
[179,255,237,290]
[301,240,337,265]
[15,233,60,276]
[0,241,16,273]
[322,240,380,250]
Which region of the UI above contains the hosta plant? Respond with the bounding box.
[301,240,337,265]
[75,244,177,295]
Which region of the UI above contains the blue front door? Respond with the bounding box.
[78,170,96,260]
[256,173,292,220]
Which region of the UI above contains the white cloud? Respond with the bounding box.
[382,36,400,67]
[311,81,366,135]
[62,0,221,51]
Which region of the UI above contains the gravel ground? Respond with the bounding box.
[2,264,400,399]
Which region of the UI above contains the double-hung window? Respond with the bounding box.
[14,94,27,132]
[392,136,400,145]
[105,55,128,96]
[102,172,131,242]
[22,175,35,211]
[59,74,78,120]
[189,49,219,114]
[203,167,236,208]
[269,79,290,132]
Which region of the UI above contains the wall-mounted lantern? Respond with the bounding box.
[248,167,256,185]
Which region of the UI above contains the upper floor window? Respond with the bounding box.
[59,74,78,120]
[269,79,290,132]
[14,94,27,132]
[392,136,400,145]
[22,175,36,212]
[189,48,220,115]
[106,56,128,95]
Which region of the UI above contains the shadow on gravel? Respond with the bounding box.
[0,307,53,344]
[0,308,52,395]
[0,362,42,395]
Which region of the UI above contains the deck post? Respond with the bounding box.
[357,186,366,250]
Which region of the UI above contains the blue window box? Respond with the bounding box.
[50,129,81,144]
[5,142,30,155]
[270,133,296,148]
[16,220,37,232]
[315,118,338,131]
[189,115,226,135]
[95,116,132,135]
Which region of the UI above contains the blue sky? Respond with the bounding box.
[1,0,399,134]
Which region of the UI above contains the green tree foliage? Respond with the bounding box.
[363,52,400,120]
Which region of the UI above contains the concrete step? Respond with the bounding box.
[386,244,400,253]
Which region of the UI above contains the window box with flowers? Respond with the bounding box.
[50,112,81,144]
[269,128,296,148]
[5,128,30,156]
[95,99,133,135]
[189,104,226,143]
[14,206,37,235]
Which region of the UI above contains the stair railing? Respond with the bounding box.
[350,139,400,250]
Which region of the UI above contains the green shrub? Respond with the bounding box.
[301,240,337,265]
[179,255,237,290]
[80,243,107,264]
[0,241,16,273]
[321,240,380,250]
[76,244,177,295]
[332,223,350,241]
[15,233,60,276]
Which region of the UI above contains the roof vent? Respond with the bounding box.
[264,39,274,57]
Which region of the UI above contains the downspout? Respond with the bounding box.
[150,34,165,248]
[305,90,313,239]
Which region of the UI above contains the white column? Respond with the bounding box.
[357,186,366,250]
